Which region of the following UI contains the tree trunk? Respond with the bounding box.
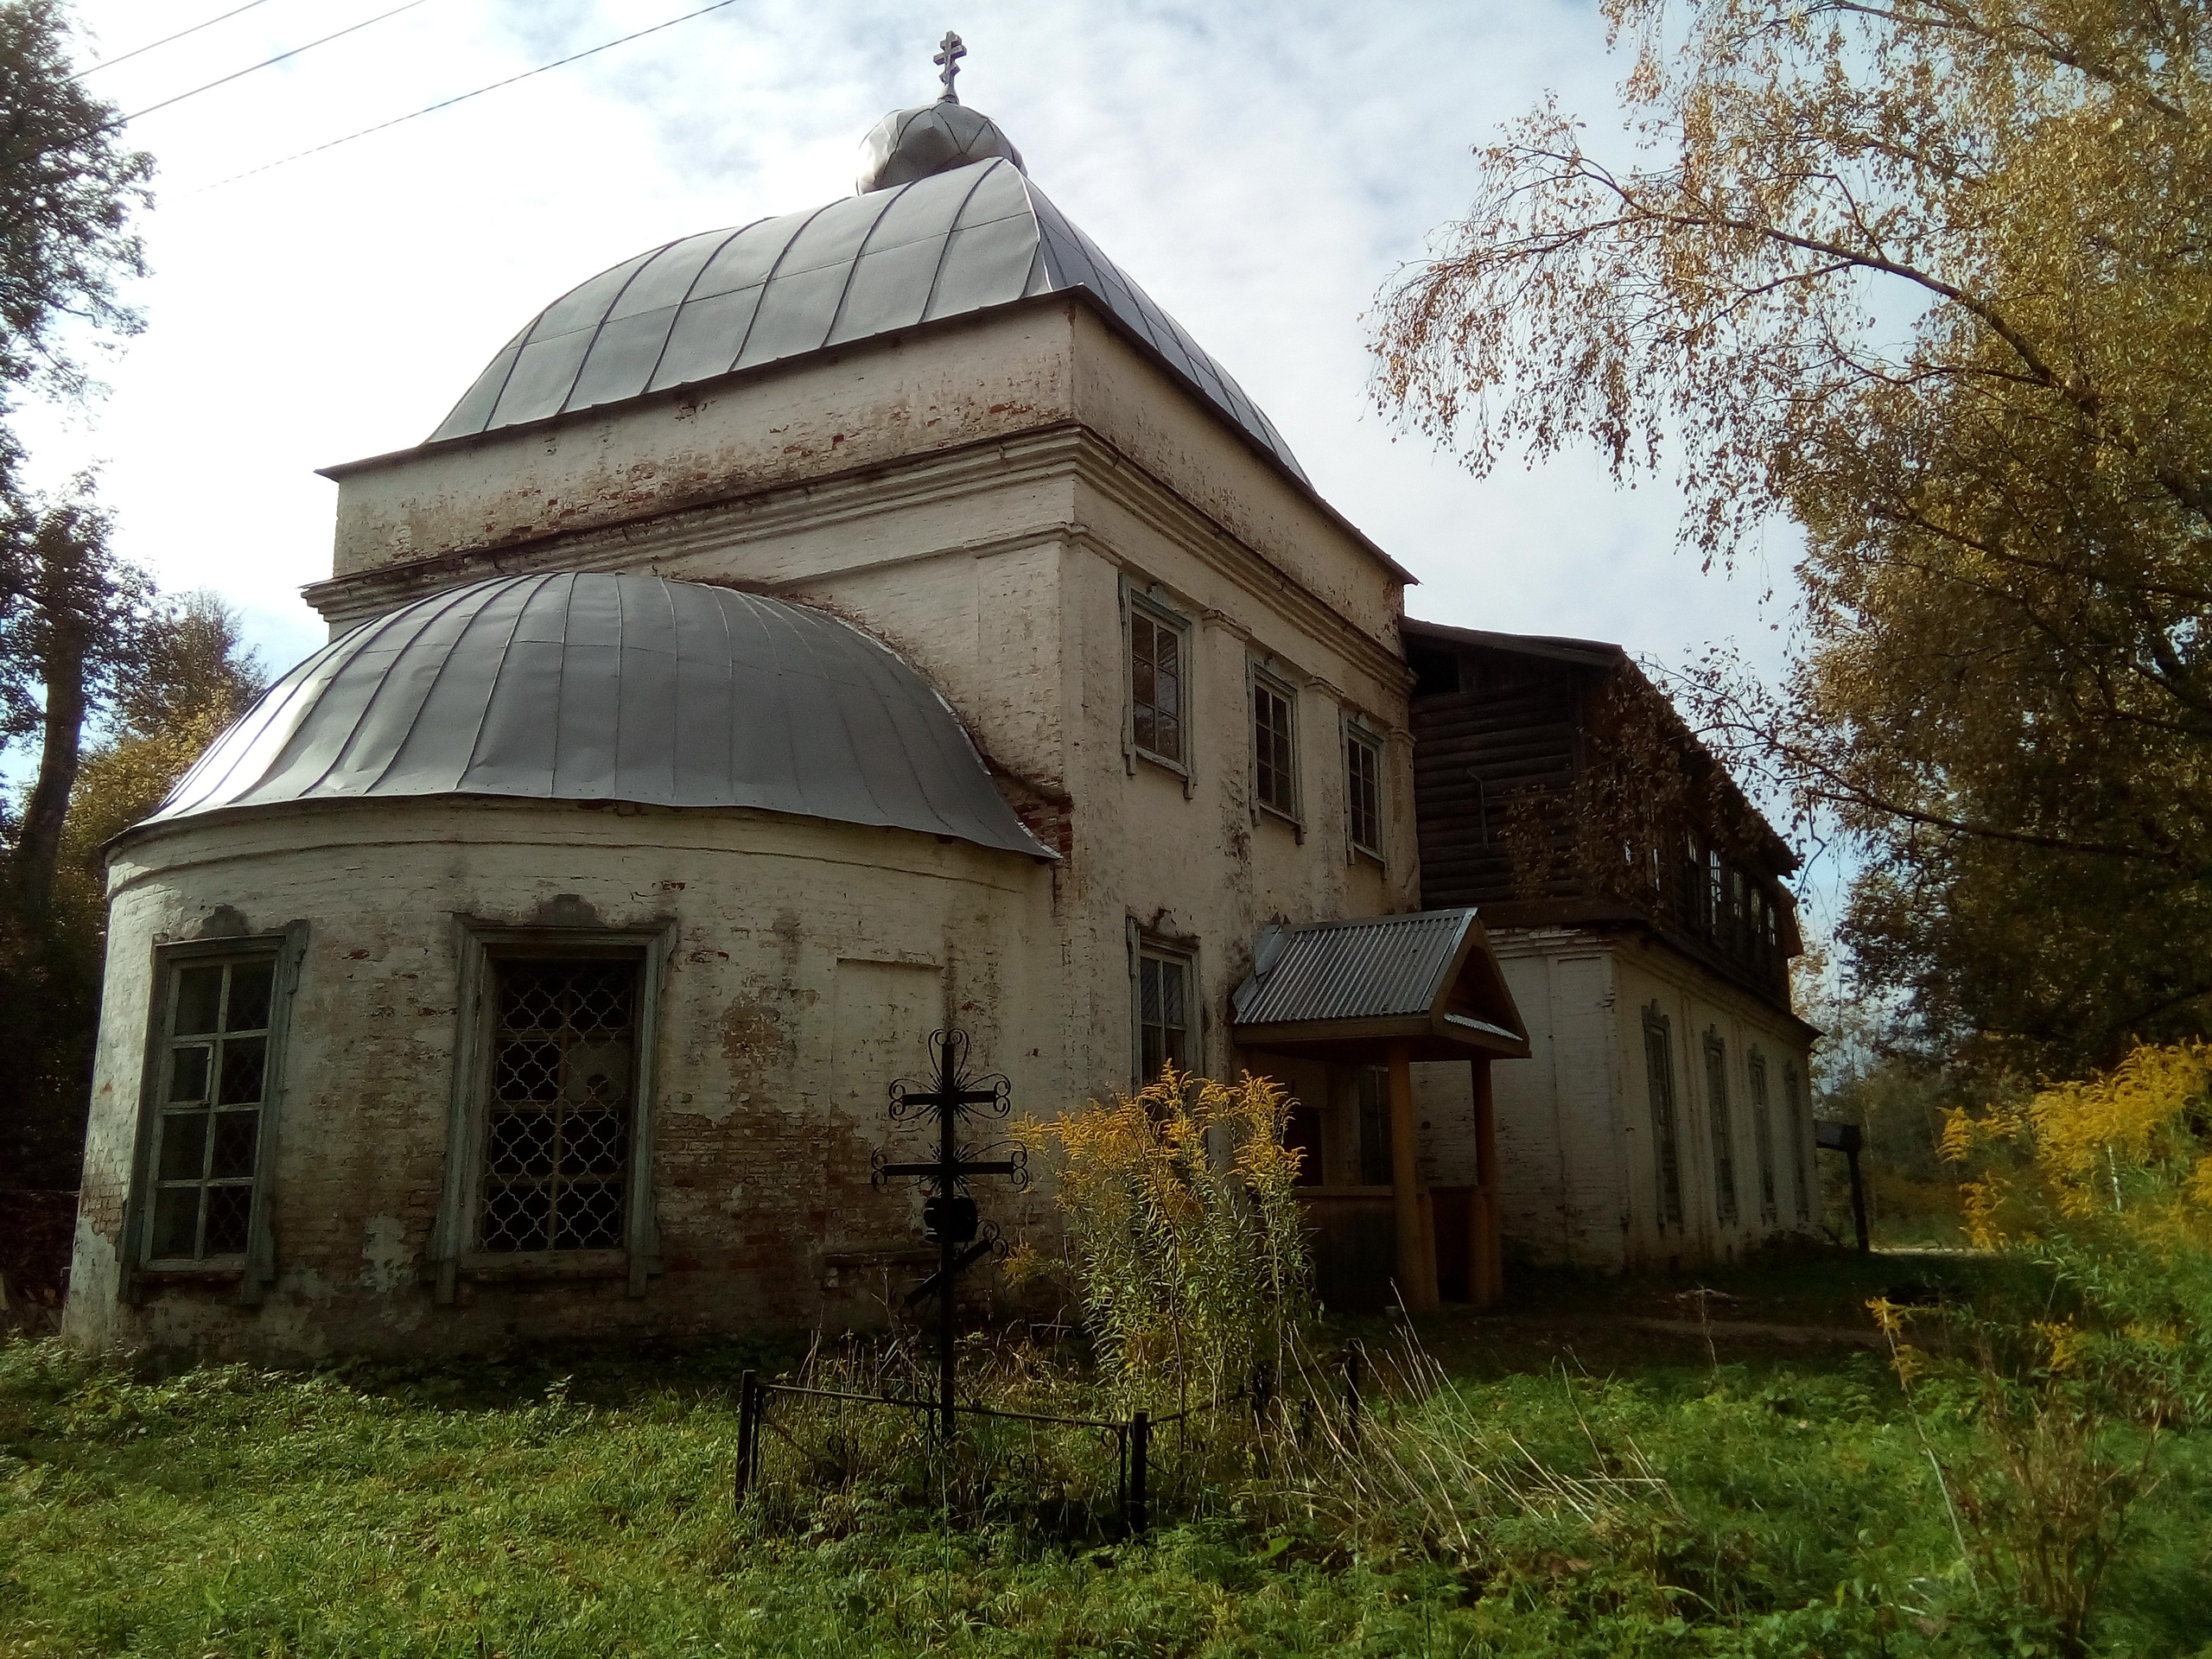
[12,624,86,919]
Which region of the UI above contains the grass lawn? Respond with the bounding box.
[4,1250,2206,1658]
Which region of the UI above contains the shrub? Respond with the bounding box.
[1866,1041,2212,1655]
[1014,1066,1312,1410]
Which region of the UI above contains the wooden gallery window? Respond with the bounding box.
[433,929,666,1300]
[1345,722,1383,859]
[1704,1029,1740,1226]
[1641,1005,1684,1230]
[1748,1048,1778,1225]
[139,944,291,1274]
[1251,669,1298,820]
[1783,1060,1811,1222]
[1128,601,1186,769]
[1130,931,1195,1084]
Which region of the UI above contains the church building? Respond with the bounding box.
[64,59,1815,1359]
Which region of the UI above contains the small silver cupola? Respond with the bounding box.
[856,31,1024,194]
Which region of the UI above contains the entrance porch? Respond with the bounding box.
[1229,909,1530,1312]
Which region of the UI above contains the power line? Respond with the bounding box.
[191,0,747,194]
[120,0,432,124]
[73,0,283,79]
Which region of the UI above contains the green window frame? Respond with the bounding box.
[1128,925,1197,1086]
[1129,602,1187,769]
[430,922,670,1303]
[128,927,305,1300]
[1251,667,1299,822]
[1345,721,1383,859]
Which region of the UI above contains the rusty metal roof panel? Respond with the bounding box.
[423,158,1307,483]
[1230,911,1477,1027]
[148,572,1053,860]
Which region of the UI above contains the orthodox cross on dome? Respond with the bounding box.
[932,30,966,103]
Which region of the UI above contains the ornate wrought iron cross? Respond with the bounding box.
[871,1027,1025,1435]
[932,30,966,103]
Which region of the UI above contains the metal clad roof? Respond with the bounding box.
[1230,911,1477,1027]
[424,158,1308,483]
[149,573,1052,860]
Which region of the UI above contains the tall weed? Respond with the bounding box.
[1013,1067,1312,1411]
[1877,1039,2212,1654]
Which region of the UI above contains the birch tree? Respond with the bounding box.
[1374,0,2212,1068]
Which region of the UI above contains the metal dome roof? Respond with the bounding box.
[857,101,1023,193]
[149,572,1052,859]
[425,157,1306,482]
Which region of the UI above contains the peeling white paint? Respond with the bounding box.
[359,1217,412,1294]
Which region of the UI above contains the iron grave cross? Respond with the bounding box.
[871,1027,1026,1435]
[933,30,966,103]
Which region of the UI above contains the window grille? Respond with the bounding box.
[1135,943,1192,1083]
[477,957,639,1253]
[1783,1060,1810,1221]
[1252,677,1297,817]
[1705,1030,1739,1226]
[146,952,277,1262]
[1642,1006,1684,1229]
[1129,607,1184,766]
[1749,1049,1778,1224]
[1346,727,1382,856]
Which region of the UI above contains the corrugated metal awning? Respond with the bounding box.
[1230,909,1529,1060]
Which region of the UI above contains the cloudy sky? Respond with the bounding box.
[24,0,1808,677]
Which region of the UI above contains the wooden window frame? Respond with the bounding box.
[1120,576,1196,796]
[1127,921,1198,1088]
[1642,1003,1685,1232]
[1248,661,1301,831]
[430,919,671,1303]
[1342,713,1385,864]
[1783,1058,1811,1222]
[1704,1027,1740,1227]
[1748,1046,1778,1225]
[123,925,308,1305]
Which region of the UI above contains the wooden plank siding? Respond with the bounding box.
[1403,620,1802,1018]
[1412,674,1585,908]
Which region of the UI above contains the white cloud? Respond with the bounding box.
[26,0,1802,688]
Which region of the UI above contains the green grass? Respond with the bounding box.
[3,1255,2207,1658]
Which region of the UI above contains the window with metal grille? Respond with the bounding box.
[478,957,639,1253]
[1783,1060,1810,1221]
[145,952,276,1262]
[1130,607,1185,766]
[1135,943,1192,1083]
[1346,727,1382,856]
[1749,1049,1778,1224]
[1642,1005,1684,1230]
[1253,677,1296,817]
[1705,1030,1740,1226]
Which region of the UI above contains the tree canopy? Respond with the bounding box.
[1373,0,2212,1072]
[0,0,151,445]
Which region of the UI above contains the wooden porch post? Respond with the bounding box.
[1387,1041,1438,1312]
[1471,1057,1503,1308]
